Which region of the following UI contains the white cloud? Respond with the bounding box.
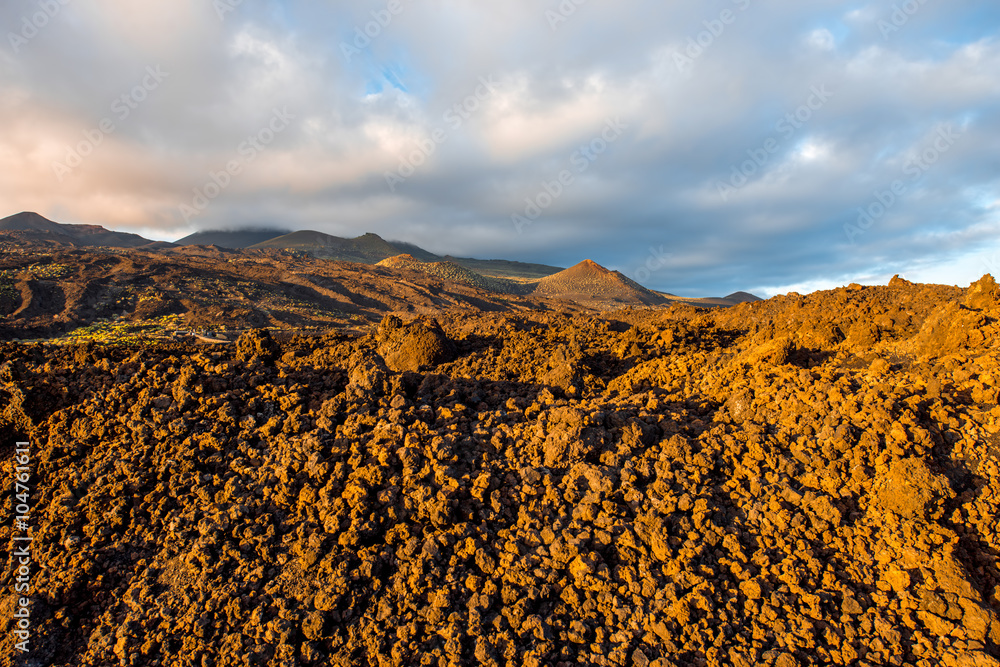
[795,138,831,162]
[807,28,836,51]
[844,6,879,24]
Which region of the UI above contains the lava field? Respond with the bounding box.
[1,276,999,667]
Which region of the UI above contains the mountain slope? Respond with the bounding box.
[385,241,440,263]
[445,256,563,280]
[174,229,290,248]
[723,291,763,304]
[1,213,760,301]
[0,242,555,340]
[530,259,668,307]
[240,227,563,279]
[0,211,67,234]
[0,212,157,248]
[248,230,405,264]
[377,254,522,294]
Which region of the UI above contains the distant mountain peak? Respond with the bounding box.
[6,211,50,221]
[532,259,667,307]
[569,259,610,274]
[0,211,63,231]
[723,291,763,303]
[0,211,157,248]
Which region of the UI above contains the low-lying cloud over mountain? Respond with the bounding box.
[2,1,999,296]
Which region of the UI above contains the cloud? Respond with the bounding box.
[0,0,998,295]
[807,28,836,51]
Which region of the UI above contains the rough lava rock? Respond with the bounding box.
[376,314,456,372]
[1,275,1000,667]
[235,328,280,364]
[878,457,954,520]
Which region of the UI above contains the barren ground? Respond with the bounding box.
[1,275,999,667]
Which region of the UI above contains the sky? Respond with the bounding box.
[2,1,999,297]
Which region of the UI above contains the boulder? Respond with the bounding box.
[235,329,279,364]
[376,315,455,372]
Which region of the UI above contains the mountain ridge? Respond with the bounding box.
[0,211,160,248]
[1,213,762,301]
[174,228,291,248]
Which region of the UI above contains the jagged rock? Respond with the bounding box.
[346,349,389,396]
[878,458,954,520]
[965,274,1000,309]
[376,314,456,372]
[5,273,1000,667]
[235,328,279,363]
[727,388,755,424]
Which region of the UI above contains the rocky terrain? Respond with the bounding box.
[0,241,743,343]
[376,255,523,295]
[0,214,757,345]
[0,273,998,666]
[0,242,552,341]
[0,212,565,283]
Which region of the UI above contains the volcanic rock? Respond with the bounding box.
[2,274,1000,667]
[235,328,279,363]
[878,457,954,520]
[376,314,456,372]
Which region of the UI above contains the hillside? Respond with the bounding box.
[376,254,523,294]
[530,259,670,307]
[174,228,290,248]
[0,212,159,248]
[445,256,564,280]
[0,241,555,341]
[245,229,564,280]
[0,242,755,341]
[0,214,766,334]
[722,291,763,304]
[248,230,407,264]
[0,211,66,234]
[385,240,440,263]
[1,213,564,281]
